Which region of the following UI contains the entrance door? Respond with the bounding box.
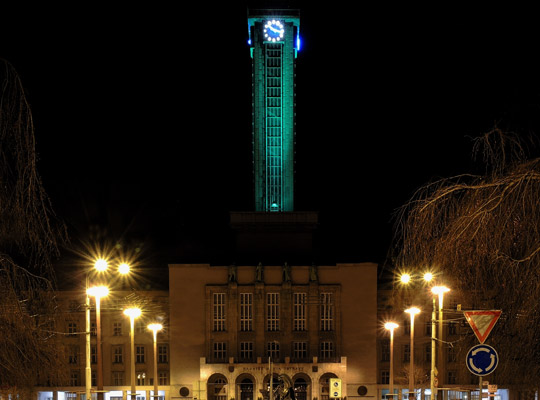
[240,378,254,400]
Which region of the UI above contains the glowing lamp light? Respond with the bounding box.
[87,285,109,298]
[405,306,421,316]
[431,286,450,296]
[123,307,142,319]
[400,273,412,284]
[94,258,108,272]
[118,263,131,275]
[148,323,163,332]
[423,272,434,282]
[384,321,399,331]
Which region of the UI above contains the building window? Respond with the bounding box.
[158,344,168,363]
[158,371,168,385]
[267,293,280,331]
[293,341,307,361]
[403,344,410,362]
[320,341,334,360]
[91,370,97,386]
[320,293,334,331]
[267,341,280,361]
[68,345,79,364]
[136,320,146,334]
[113,345,123,363]
[293,293,306,331]
[381,370,390,384]
[425,343,431,362]
[113,321,122,336]
[447,370,457,384]
[447,346,457,363]
[91,345,97,364]
[136,345,145,363]
[448,322,457,335]
[425,322,432,336]
[91,322,97,336]
[240,293,253,332]
[213,342,227,361]
[67,322,78,336]
[70,370,80,386]
[213,293,226,332]
[112,371,124,386]
[240,342,254,362]
[403,318,411,334]
[381,339,390,362]
[137,372,146,385]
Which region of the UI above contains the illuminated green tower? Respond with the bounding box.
[247,9,301,212]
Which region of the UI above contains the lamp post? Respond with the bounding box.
[125,307,142,400]
[405,307,421,400]
[148,323,163,400]
[87,285,109,400]
[85,276,91,400]
[384,322,399,400]
[431,286,450,400]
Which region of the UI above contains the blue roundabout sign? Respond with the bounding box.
[466,344,499,376]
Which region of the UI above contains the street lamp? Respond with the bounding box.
[431,285,450,400]
[124,307,142,400]
[384,322,399,400]
[87,285,109,400]
[405,307,421,400]
[148,323,163,400]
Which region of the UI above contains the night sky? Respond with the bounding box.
[2,3,540,285]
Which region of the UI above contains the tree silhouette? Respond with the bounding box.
[0,58,69,395]
[394,128,540,389]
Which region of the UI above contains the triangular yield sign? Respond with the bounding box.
[463,310,502,343]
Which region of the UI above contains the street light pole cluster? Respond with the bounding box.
[384,271,450,400]
[84,259,163,400]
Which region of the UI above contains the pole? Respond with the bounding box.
[409,314,415,400]
[96,297,103,400]
[430,297,436,400]
[85,277,91,400]
[130,315,136,400]
[269,356,273,400]
[389,329,395,400]
[153,329,158,399]
[437,293,444,400]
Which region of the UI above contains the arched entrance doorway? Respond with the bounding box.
[208,374,228,400]
[319,373,338,400]
[235,374,255,400]
[263,373,280,400]
[293,377,308,400]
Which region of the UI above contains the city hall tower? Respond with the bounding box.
[247,9,300,212]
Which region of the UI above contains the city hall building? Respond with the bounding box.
[36,7,378,400]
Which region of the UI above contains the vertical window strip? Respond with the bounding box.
[267,293,280,331]
[213,342,227,361]
[320,293,334,331]
[213,293,226,332]
[240,293,253,332]
[293,293,306,331]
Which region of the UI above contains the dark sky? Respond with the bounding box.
[2,3,540,281]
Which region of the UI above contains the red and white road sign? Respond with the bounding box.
[464,310,502,344]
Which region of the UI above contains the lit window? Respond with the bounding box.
[213,293,226,332]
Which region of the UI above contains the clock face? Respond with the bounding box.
[264,20,284,42]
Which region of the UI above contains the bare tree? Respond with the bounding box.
[0,58,69,395]
[393,128,540,389]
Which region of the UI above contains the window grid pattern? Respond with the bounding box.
[240,341,254,362]
[264,44,283,211]
[320,341,334,360]
[267,293,280,331]
[213,342,227,361]
[113,345,123,363]
[213,293,226,332]
[403,344,410,362]
[381,339,390,362]
[293,293,306,331]
[136,345,145,363]
[267,341,280,360]
[320,293,334,331]
[240,293,253,332]
[293,341,308,360]
[158,345,168,363]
